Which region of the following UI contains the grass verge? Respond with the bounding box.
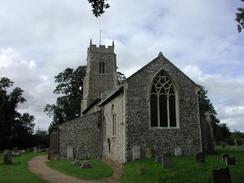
[120,146,244,183]
[0,152,47,183]
[47,159,113,180]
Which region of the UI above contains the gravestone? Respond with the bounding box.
[81,160,92,168]
[132,145,140,160]
[3,150,12,165]
[154,146,161,163]
[196,152,205,163]
[222,154,229,162]
[213,167,231,183]
[162,153,171,168]
[33,147,38,153]
[174,147,182,156]
[72,159,81,166]
[145,148,152,158]
[225,157,236,166]
[67,146,74,160]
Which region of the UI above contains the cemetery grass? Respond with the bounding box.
[0,152,47,183]
[47,159,113,180]
[120,146,244,183]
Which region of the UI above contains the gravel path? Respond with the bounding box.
[28,155,122,183]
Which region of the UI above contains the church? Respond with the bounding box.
[49,40,214,163]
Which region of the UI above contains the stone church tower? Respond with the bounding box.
[81,40,118,114]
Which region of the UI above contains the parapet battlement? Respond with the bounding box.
[88,39,114,53]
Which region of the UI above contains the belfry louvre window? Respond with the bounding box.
[99,62,105,74]
[150,70,177,128]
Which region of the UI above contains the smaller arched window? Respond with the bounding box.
[150,70,178,128]
[99,62,105,74]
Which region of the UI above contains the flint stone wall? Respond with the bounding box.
[102,94,126,163]
[124,55,202,161]
[58,111,101,159]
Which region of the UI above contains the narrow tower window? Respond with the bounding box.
[99,62,105,74]
[150,70,178,128]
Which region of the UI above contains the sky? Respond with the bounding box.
[0,0,243,131]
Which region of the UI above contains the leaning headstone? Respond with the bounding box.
[225,157,236,166]
[33,147,38,153]
[196,152,205,163]
[81,160,92,168]
[213,167,231,183]
[132,145,140,160]
[222,154,229,162]
[162,153,171,168]
[145,148,152,158]
[174,147,182,156]
[3,150,12,165]
[67,146,74,160]
[72,159,81,166]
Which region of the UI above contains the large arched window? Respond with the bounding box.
[150,70,178,128]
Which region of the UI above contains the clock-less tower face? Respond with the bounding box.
[81,42,118,113]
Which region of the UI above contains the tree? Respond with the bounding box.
[45,66,127,132]
[88,0,110,17]
[236,0,244,32]
[198,85,231,143]
[0,77,35,150]
[44,66,86,132]
[33,128,49,148]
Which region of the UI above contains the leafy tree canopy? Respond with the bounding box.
[236,0,244,32]
[0,77,35,150]
[88,0,110,17]
[44,66,86,132]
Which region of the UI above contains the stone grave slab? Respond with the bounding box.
[222,154,229,162]
[72,159,81,166]
[174,147,182,156]
[33,147,38,153]
[154,146,161,163]
[213,167,231,183]
[81,160,92,168]
[3,150,12,165]
[162,153,171,168]
[132,145,140,160]
[145,148,152,158]
[196,152,205,163]
[67,146,74,160]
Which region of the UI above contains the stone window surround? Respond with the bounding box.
[148,69,180,129]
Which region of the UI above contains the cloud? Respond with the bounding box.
[0,48,56,129]
[0,0,243,131]
[183,65,244,131]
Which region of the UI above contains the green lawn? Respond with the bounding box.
[0,152,47,183]
[47,159,113,180]
[120,146,244,183]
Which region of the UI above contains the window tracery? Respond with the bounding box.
[150,70,178,128]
